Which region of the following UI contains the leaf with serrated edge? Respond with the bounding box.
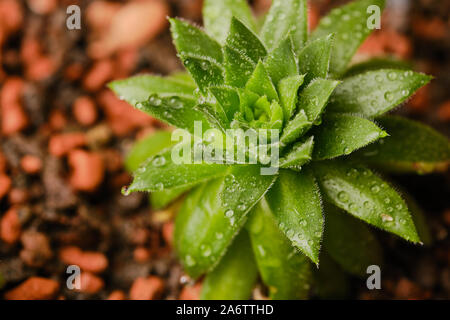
[127,146,229,193]
[280,110,311,146]
[313,160,420,243]
[245,61,278,102]
[353,115,450,173]
[138,95,214,134]
[209,86,241,122]
[267,169,323,264]
[279,136,314,168]
[323,203,383,277]
[298,79,340,123]
[108,74,196,105]
[201,231,258,300]
[311,0,386,77]
[247,198,312,299]
[224,18,267,88]
[277,75,305,121]
[312,113,387,160]
[298,34,334,85]
[170,18,224,92]
[125,131,175,172]
[175,165,276,278]
[329,69,432,117]
[264,36,298,86]
[343,58,412,78]
[203,0,256,44]
[260,0,307,55]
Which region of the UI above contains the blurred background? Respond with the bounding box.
[0,0,449,300]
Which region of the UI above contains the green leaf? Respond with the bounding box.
[277,75,305,121]
[328,69,432,117]
[279,136,314,169]
[312,113,387,160]
[311,0,386,77]
[298,34,334,85]
[169,18,224,92]
[168,71,196,85]
[343,58,412,78]
[323,203,383,277]
[203,0,256,44]
[313,252,349,299]
[297,79,340,123]
[245,62,279,102]
[260,0,308,55]
[138,95,214,134]
[127,147,229,193]
[280,110,311,146]
[353,115,450,173]
[174,165,276,278]
[194,102,229,131]
[108,74,196,105]
[209,86,241,122]
[150,186,190,210]
[125,131,175,172]
[124,131,192,209]
[264,36,298,86]
[201,231,258,300]
[313,160,420,243]
[247,198,312,300]
[266,169,323,264]
[223,18,267,88]
[180,56,225,93]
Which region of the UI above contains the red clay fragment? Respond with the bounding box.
[129,276,164,300]
[4,277,59,300]
[59,246,108,273]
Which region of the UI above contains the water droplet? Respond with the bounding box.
[225,209,234,218]
[155,182,164,191]
[185,255,196,266]
[387,71,397,80]
[401,89,409,97]
[381,214,394,222]
[338,191,349,203]
[152,155,166,167]
[203,247,211,257]
[384,91,394,102]
[384,198,391,204]
[237,203,247,211]
[363,201,372,209]
[257,245,266,257]
[121,186,130,196]
[287,229,295,238]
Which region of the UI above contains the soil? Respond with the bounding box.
[0,0,449,300]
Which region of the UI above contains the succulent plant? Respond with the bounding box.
[110,0,450,299]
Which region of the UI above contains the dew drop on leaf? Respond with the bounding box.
[337,191,349,203]
[152,155,166,167]
[381,214,394,222]
[384,91,394,102]
[185,255,196,267]
[387,71,397,80]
